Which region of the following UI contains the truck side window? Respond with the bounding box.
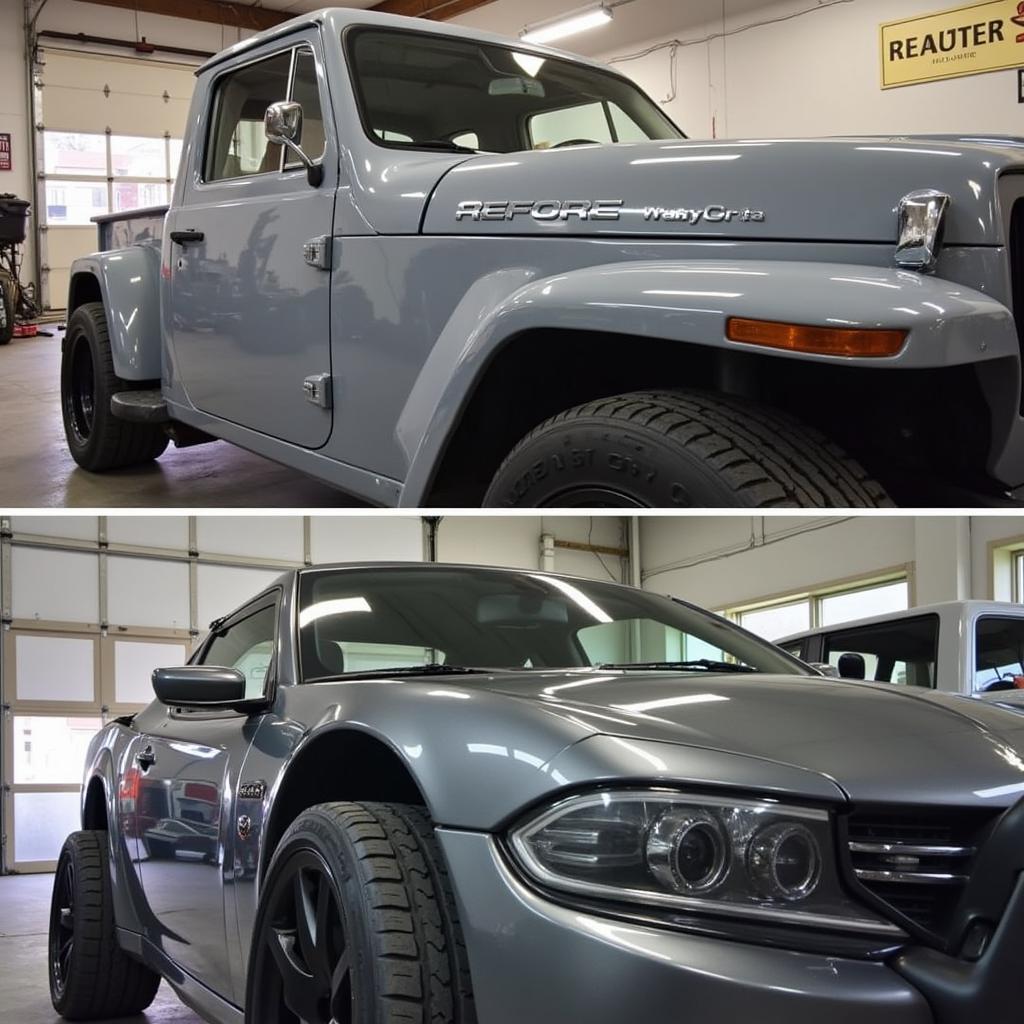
[974,616,1024,692]
[205,51,292,181]
[284,48,326,169]
[201,603,277,699]
[821,615,938,688]
[528,100,646,149]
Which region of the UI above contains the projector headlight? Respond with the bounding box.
[508,789,896,933]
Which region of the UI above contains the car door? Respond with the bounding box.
[136,594,279,993]
[166,32,335,448]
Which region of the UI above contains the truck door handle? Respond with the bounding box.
[136,746,157,771]
[169,230,204,245]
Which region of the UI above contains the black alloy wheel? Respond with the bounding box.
[250,848,354,1024]
[49,856,76,1001]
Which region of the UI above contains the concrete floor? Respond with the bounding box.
[0,331,366,508]
[0,873,201,1024]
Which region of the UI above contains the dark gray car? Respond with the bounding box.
[49,563,1024,1023]
[58,7,1024,507]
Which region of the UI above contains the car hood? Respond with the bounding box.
[419,136,1024,246]
[473,670,1024,807]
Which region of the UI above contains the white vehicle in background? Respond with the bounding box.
[779,601,1024,695]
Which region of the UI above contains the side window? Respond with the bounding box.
[204,45,325,182]
[201,603,277,699]
[975,616,1024,692]
[821,615,938,688]
[286,48,326,169]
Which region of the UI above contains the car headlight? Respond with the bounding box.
[508,789,897,934]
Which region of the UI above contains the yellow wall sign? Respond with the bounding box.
[880,0,1024,87]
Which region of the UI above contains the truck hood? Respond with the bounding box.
[472,670,1024,807]
[420,136,1024,246]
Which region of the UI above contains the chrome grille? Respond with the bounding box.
[846,809,993,938]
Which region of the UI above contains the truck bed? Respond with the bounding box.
[92,204,168,252]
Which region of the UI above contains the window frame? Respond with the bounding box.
[725,571,912,640]
[818,612,940,688]
[973,613,1024,692]
[201,42,326,185]
[193,587,282,704]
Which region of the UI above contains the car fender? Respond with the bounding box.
[396,259,1018,505]
[81,722,147,934]
[67,245,162,380]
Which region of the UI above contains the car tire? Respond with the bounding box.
[483,389,893,508]
[0,270,14,345]
[246,801,475,1024]
[61,302,169,471]
[48,830,162,1020]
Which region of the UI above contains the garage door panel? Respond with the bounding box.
[11,548,100,623]
[40,50,194,136]
[14,634,97,703]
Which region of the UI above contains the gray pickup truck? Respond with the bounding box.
[60,7,1024,507]
[46,563,1024,1023]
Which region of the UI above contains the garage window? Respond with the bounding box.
[42,129,181,225]
[732,575,909,641]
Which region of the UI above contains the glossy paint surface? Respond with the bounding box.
[69,7,1024,501]
[163,25,336,449]
[77,564,1024,1024]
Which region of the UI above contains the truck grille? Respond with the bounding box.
[846,809,993,939]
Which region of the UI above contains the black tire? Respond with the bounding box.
[61,302,168,471]
[483,389,892,508]
[246,801,475,1024]
[48,830,161,1020]
[0,270,14,345]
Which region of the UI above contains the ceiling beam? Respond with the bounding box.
[71,0,497,29]
[71,0,287,31]
[369,0,497,21]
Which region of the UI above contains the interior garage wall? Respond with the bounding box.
[599,0,1024,139]
[457,0,1024,139]
[639,515,1024,612]
[1,0,35,280]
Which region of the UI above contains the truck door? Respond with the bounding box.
[136,596,277,998]
[166,33,334,448]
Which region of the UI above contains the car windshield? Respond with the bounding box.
[297,566,809,681]
[346,28,683,154]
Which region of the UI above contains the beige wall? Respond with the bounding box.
[1,1,34,277]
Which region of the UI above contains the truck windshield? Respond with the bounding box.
[346,27,683,155]
[296,566,808,681]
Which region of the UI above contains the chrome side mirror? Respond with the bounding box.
[264,101,323,187]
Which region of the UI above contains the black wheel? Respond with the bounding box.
[0,270,14,345]
[61,302,168,471]
[246,802,475,1024]
[483,389,893,508]
[48,831,161,1020]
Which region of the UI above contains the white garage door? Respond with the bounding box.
[36,47,196,309]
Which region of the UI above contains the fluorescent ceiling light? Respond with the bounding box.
[521,5,613,45]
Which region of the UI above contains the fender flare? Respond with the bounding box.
[396,258,1017,505]
[67,246,163,380]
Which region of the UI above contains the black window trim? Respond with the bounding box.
[191,586,283,707]
[820,612,941,689]
[341,22,685,156]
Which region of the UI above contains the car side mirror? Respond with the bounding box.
[152,665,262,710]
[265,100,323,187]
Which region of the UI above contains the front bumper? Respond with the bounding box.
[438,829,932,1024]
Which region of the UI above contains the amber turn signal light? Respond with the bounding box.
[726,317,907,358]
